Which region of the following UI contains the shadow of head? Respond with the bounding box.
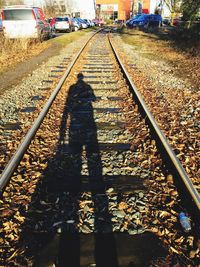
[77,73,84,81]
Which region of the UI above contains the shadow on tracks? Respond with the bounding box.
[54,72,118,267]
[17,73,118,267]
[16,73,167,267]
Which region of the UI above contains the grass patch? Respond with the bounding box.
[0,33,51,74]
[0,33,37,54]
[119,28,143,45]
[118,26,200,88]
[119,28,165,61]
[140,52,160,60]
[118,28,185,63]
[51,28,96,46]
[0,28,96,74]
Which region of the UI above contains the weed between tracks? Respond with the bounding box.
[52,28,97,46]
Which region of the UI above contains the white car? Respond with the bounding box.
[55,17,72,32]
[1,6,51,40]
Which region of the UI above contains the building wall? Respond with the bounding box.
[96,0,118,4]
[118,0,131,20]
[96,0,131,20]
[143,0,150,13]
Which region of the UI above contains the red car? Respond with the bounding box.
[48,17,56,31]
[173,17,182,26]
[92,18,104,26]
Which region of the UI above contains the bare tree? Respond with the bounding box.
[0,0,6,8]
[4,0,24,5]
[131,0,136,16]
[64,0,72,15]
[181,0,200,28]
[131,0,143,16]
[43,0,57,17]
[45,0,72,16]
[162,0,182,23]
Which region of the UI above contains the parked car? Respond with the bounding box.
[173,17,182,26]
[90,20,95,27]
[48,17,56,31]
[114,19,125,25]
[83,19,94,27]
[76,18,88,29]
[129,14,162,28]
[55,16,72,32]
[92,18,104,26]
[1,5,51,40]
[71,18,80,31]
[0,18,2,31]
[126,14,142,27]
[162,18,170,26]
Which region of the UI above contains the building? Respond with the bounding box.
[96,0,132,21]
[95,0,171,21]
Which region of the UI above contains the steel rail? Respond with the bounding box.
[108,33,200,212]
[0,30,101,194]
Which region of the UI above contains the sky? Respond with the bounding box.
[24,0,44,7]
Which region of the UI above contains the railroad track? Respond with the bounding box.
[0,29,199,266]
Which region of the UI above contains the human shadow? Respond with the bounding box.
[56,73,119,267]
[19,73,118,267]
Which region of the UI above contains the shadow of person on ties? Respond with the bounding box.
[57,73,119,267]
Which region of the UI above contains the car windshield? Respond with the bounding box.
[133,15,142,19]
[3,9,34,20]
[56,17,68,22]
[136,14,148,20]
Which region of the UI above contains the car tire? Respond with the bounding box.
[68,26,72,33]
[49,30,53,39]
[144,22,149,29]
[39,31,43,42]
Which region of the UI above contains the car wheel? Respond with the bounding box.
[39,31,43,42]
[49,30,53,39]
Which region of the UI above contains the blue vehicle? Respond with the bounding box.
[126,14,142,27]
[72,18,81,31]
[128,14,162,28]
[75,18,88,29]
